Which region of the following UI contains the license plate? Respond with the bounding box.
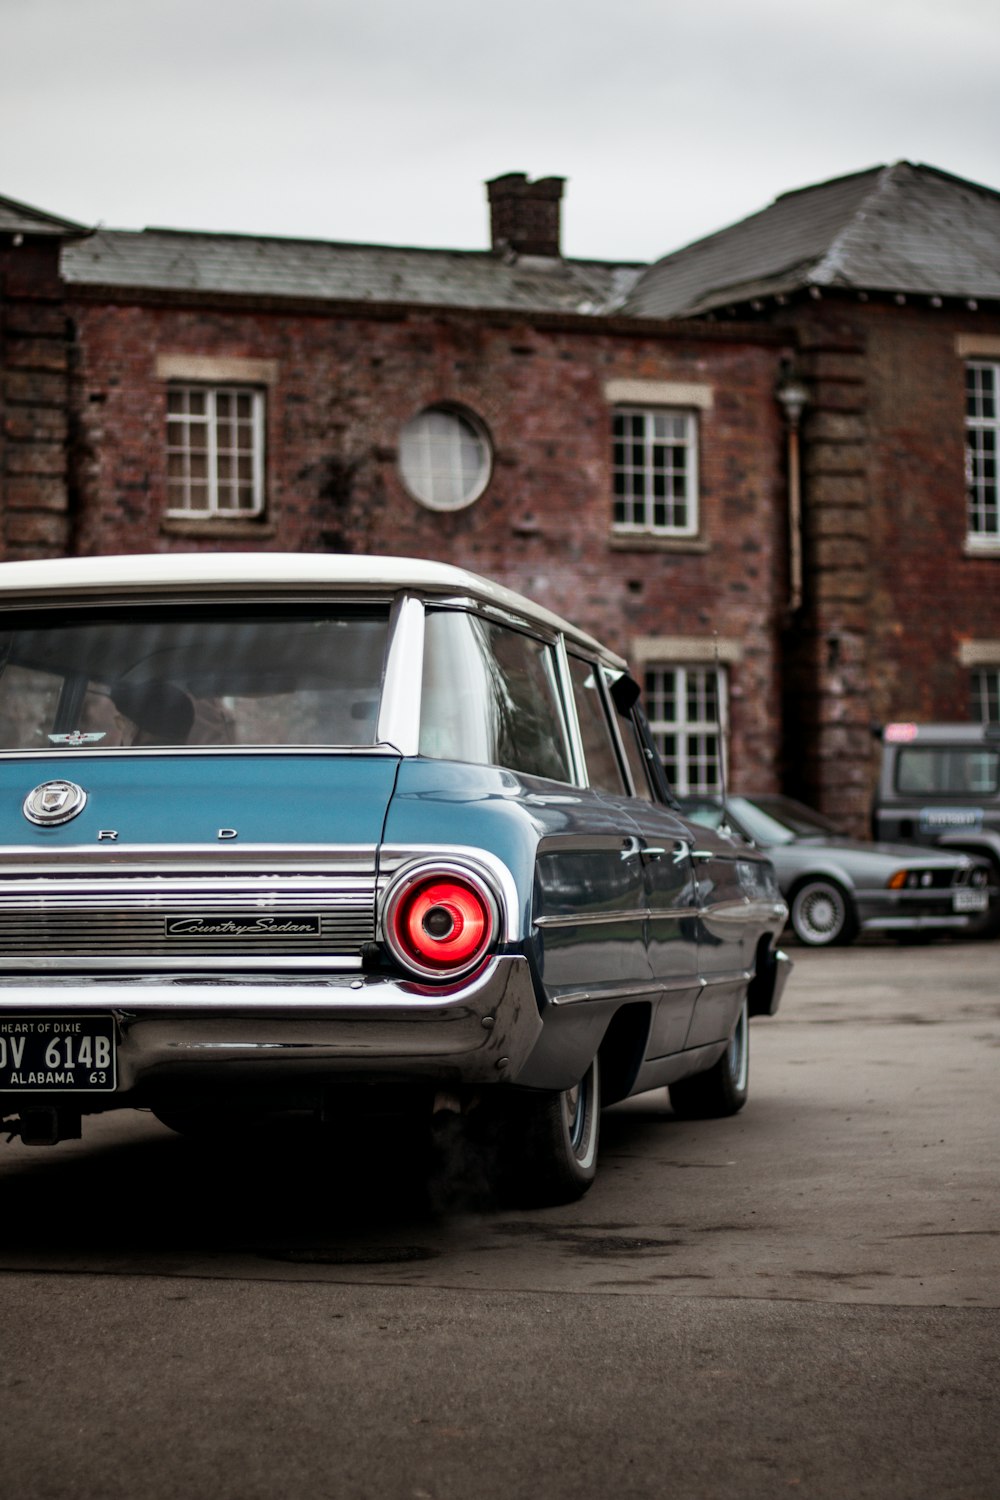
[0,1016,117,1092]
[953,889,988,913]
[919,807,984,834]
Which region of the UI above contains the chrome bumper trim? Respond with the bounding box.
[0,956,544,1091]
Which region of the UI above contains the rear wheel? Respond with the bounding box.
[790,878,857,946]
[669,1000,749,1119]
[489,1055,601,1207]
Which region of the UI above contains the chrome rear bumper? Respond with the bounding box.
[0,956,543,1094]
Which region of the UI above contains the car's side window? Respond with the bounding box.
[566,655,627,794]
[420,609,573,781]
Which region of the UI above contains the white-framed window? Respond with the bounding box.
[399,406,492,512]
[965,361,999,544]
[644,663,725,794]
[166,385,265,517]
[612,407,698,536]
[971,666,1000,724]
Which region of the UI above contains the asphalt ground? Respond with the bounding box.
[0,939,997,1498]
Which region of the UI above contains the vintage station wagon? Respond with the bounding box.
[0,555,790,1204]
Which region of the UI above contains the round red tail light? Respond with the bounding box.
[383,865,498,979]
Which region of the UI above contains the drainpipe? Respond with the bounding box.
[775,362,809,614]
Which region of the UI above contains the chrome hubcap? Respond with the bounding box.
[563,1081,585,1154]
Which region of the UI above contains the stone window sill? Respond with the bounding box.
[609,531,709,555]
[161,517,277,541]
[963,540,1000,560]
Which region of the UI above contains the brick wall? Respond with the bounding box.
[784,298,1000,830]
[65,293,791,789]
[0,238,73,559]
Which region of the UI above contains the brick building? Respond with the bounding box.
[2,164,999,829]
[626,162,1000,827]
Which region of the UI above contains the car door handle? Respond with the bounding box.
[620,838,669,864]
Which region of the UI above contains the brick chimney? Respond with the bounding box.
[487,173,565,257]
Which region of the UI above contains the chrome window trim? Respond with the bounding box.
[555,635,588,788]
[422,595,563,647]
[0,746,403,761]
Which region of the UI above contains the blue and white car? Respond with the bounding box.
[0,554,790,1203]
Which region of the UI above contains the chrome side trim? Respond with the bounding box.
[535,908,649,929]
[698,969,753,988]
[536,903,700,929]
[550,975,697,1007]
[0,844,379,873]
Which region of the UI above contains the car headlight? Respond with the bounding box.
[382,862,500,980]
[886,869,935,890]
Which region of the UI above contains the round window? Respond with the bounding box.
[398,406,492,511]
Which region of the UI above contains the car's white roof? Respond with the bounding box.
[0,552,625,668]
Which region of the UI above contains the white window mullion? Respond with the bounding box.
[206,389,220,514]
[165,383,266,520]
[645,663,725,795]
[612,406,699,537]
[966,361,1000,543]
[251,391,265,512]
[971,666,1000,725]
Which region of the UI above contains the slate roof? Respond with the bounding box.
[0,192,87,238]
[624,162,1000,318]
[61,227,644,316]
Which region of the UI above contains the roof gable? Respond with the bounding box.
[0,192,87,238]
[625,162,1000,318]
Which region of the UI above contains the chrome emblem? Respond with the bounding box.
[23,780,88,827]
[47,731,106,746]
[165,914,322,938]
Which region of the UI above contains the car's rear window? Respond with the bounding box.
[895,746,1000,796]
[0,604,390,750]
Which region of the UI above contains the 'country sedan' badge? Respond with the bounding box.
[165,914,322,938]
[23,780,89,827]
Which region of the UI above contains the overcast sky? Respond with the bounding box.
[3,0,999,263]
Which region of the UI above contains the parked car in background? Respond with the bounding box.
[872,722,1000,935]
[678,793,993,947]
[0,554,791,1205]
